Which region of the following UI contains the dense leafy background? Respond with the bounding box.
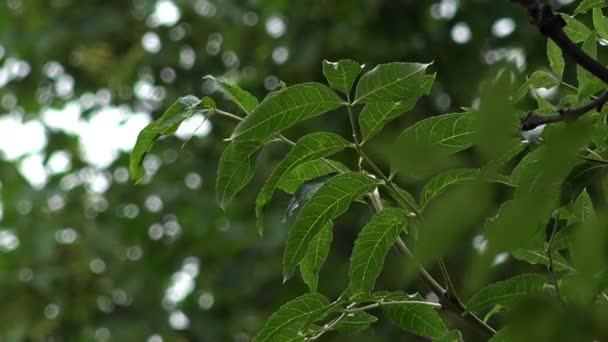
[0,0,603,341]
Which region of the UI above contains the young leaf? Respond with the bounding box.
[283,172,381,281]
[391,112,475,179]
[593,8,608,39]
[577,33,598,95]
[299,222,333,293]
[253,293,330,342]
[322,59,363,95]
[466,274,547,313]
[130,95,201,183]
[360,102,411,142]
[348,207,408,297]
[230,83,344,141]
[334,311,377,334]
[561,15,592,43]
[527,71,560,89]
[277,159,349,194]
[255,132,352,234]
[354,62,434,104]
[547,40,565,79]
[382,292,448,339]
[216,140,263,210]
[395,112,474,156]
[204,75,259,114]
[570,189,595,224]
[575,0,607,14]
[359,74,432,142]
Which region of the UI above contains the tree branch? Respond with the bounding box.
[512,0,608,130]
[521,90,608,130]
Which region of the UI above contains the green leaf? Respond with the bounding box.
[216,140,263,210]
[488,327,515,342]
[204,75,258,114]
[383,292,448,339]
[277,159,349,194]
[255,132,352,234]
[230,83,344,141]
[348,207,408,297]
[334,311,377,334]
[593,8,608,39]
[354,62,434,104]
[435,330,464,342]
[299,223,333,293]
[510,146,544,185]
[547,40,565,79]
[562,15,592,43]
[421,169,480,208]
[575,0,607,14]
[577,33,599,95]
[511,248,575,272]
[283,172,381,281]
[392,112,475,178]
[322,59,363,95]
[396,112,474,156]
[528,70,560,89]
[481,140,526,176]
[285,173,338,220]
[130,95,201,183]
[466,274,547,313]
[359,75,432,142]
[253,293,330,342]
[570,189,595,224]
[488,122,592,253]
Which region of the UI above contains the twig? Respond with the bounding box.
[546,214,565,305]
[521,90,608,130]
[368,191,497,337]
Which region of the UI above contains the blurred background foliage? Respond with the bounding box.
[0,0,591,341]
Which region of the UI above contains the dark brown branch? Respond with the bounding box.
[513,0,608,83]
[521,90,608,130]
[512,0,608,130]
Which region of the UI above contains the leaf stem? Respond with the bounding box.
[546,214,565,305]
[215,108,296,146]
[309,312,346,340]
[367,191,497,337]
[345,300,442,313]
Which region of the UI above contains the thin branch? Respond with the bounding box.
[215,108,244,122]
[521,90,608,130]
[546,215,565,305]
[367,191,497,337]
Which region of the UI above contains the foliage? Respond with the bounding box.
[128,3,608,337]
[4,0,608,341]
